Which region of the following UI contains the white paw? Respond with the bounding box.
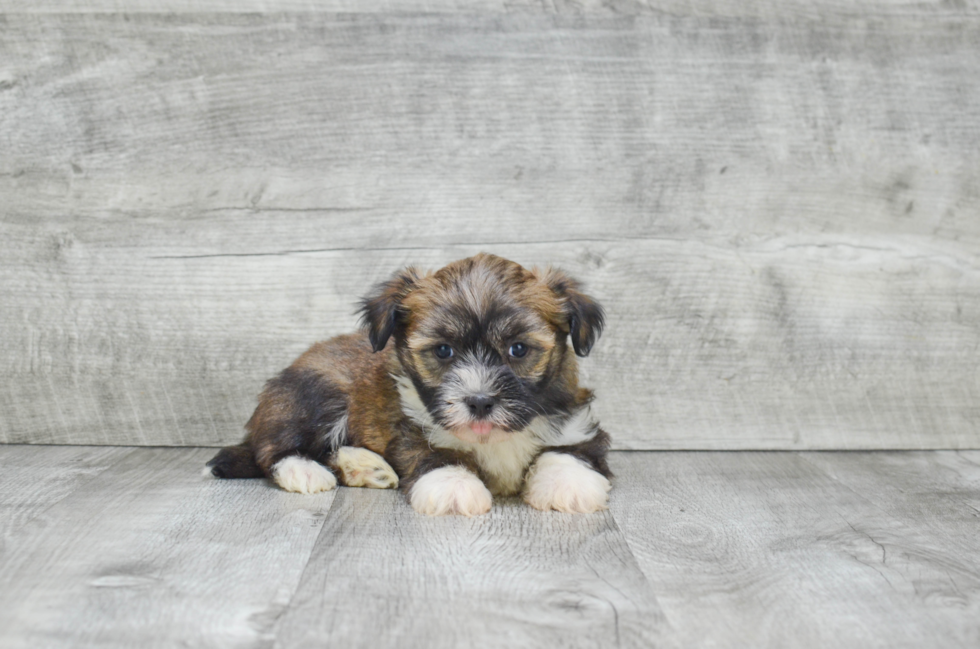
[333,446,399,489]
[409,466,492,517]
[271,456,337,494]
[523,452,611,513]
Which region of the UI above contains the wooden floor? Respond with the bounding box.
[1,447,978,648]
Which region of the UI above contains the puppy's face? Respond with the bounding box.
[360,254,604,443]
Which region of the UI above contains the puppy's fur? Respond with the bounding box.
[207,253,612,515]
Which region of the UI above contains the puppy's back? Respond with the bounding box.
[208,332,400,479]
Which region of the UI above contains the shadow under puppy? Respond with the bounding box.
[208,253,612,516]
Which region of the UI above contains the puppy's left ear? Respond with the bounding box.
[542,268,605,357]
[358,267,422,352]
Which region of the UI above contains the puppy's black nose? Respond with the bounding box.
[464,395,495,419]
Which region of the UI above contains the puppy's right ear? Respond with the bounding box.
[539,267,606,357]
[358,267,421,352]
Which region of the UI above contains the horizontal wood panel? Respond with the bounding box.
[2,238,977,448]
[2,12,978,241]
[3,1,978,14]
[1,10,978,448]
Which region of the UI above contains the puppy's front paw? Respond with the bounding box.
[333,446,399,489]
[523,452,611,513]
[271,456,337,494]
[409,466,492,517]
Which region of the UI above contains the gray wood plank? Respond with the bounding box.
[274,487,671,649]
[2,10,979,449]
[0,446,335,649]
[2,0,560,11]
[0,0,507,10]
[0,445,128,547]
[1,447,978,647]
[800,450,980,552]
[1,0,978,14]
[608,452,980,649]
[3,236,978,449]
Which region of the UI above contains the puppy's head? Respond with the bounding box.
[359,254,604,443]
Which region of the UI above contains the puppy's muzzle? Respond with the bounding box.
[464,394,495,419]
[434,351,535,436]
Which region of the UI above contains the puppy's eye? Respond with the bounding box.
[434,344,454,360]
[509,342,528,358]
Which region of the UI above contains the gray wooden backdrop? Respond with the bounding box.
[1,1,978,449]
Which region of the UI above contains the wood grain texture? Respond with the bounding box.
[1,0,978,14]
[2,446,978,648]
[609,451,980,648]
[1,7,979,448]
[0,446,335,649]
[274,485,671,649]
[5,0,616,12]
[0,445,128,548]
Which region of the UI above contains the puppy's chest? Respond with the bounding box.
[427,427,543,496]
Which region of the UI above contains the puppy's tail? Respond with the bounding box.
[207,444,265,479]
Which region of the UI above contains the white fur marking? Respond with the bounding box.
[427,425,543,496]
[453,359,495,394]
[333,446,398,489]
[458,267,498,315]
[321,413,349,452]
[271,456,337,494]
[396,374,430,426]
[549,406,600,446]
[410,466,493,517]
[523,452,610,514]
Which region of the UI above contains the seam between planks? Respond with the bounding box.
[268,484,349,644]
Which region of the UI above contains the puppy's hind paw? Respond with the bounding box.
[523,452,610,514]
[409,466,492,517]
[271,456,337,494]
[332,446,399,489]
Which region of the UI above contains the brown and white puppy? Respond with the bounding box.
[207,253,612,515]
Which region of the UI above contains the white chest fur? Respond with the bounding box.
[394,375,598,496]
[425,426,543,495]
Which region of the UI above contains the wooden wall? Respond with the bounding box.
[1,1,978,449]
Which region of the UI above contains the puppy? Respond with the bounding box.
[207,253,612,515]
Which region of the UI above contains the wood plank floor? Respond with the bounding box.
[0,447,977,648]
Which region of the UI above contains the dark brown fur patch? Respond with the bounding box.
[206,443,263,479]
[359,268,425,352]
[536,267,606,357]
[209,334,402,478]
